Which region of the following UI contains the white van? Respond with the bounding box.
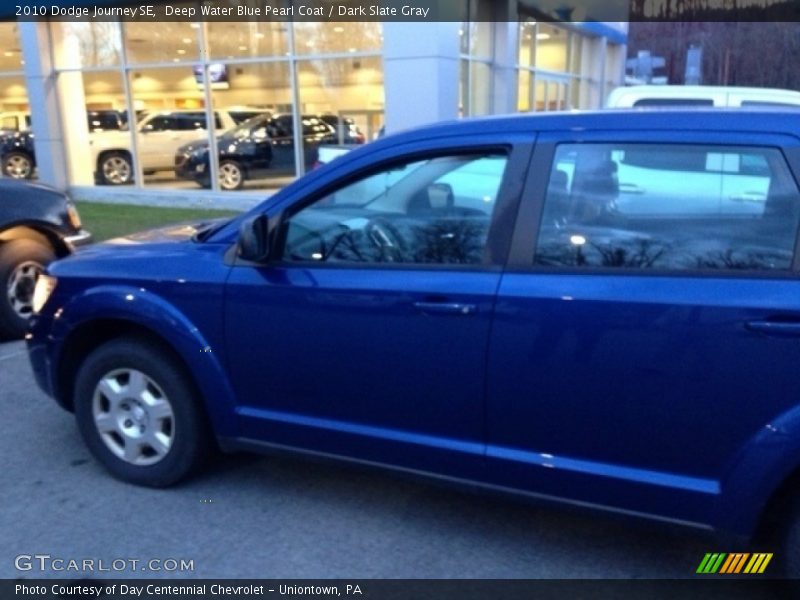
[606,85,800,109]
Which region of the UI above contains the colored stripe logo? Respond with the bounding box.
[696,553,773,574]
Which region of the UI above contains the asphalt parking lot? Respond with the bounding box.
[0,338,714,579]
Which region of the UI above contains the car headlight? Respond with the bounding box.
[32,274,57,314]
[66,202,82,230]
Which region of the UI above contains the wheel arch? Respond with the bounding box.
[0,224,69,257]
[48,289,239,439]
[2,147,36,167]
[96,148,133,170]
[715,402,800,537]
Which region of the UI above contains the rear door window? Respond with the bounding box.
[535,143,800,271]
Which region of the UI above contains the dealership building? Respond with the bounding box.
[0,2,627,205]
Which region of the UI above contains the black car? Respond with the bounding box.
[1,111,127,180]
[175,114,337,190]
[0,179,91,337]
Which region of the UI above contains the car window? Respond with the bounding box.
[143,116,176,132]
[230,111,263,124]
[632,98,714,107]
[87,112,122,132]
[535,143,800,271]
[269,117,292,138]
[741,100,800,108]
[282,154,508,265]
[172,113,209,131]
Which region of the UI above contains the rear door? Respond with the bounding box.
[486,130,800,527]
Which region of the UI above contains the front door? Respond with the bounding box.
[224,143,528,475]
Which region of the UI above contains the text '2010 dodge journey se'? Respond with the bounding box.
[26,110,800,575]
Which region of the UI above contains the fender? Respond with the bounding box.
[716,402,800,536]
[48,284,239,439]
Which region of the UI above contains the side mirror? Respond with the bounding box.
[238,214,270,262]
[427,182,454,210]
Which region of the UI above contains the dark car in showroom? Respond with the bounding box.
[29,109,800,576]
[0,179,90,337]
[1,111,127,180]
[174,114,336,190]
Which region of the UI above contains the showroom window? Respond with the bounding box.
[517,20,614,112]
[0,21,32,180]
[459,0,494,116]
[48,8,384,194]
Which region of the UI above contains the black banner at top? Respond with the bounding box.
[9,0,800,22]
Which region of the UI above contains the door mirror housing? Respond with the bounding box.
[427,182,454,210]
[238,214,271,262]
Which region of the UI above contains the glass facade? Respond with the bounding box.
[0,22,32,179]
[0,4,626,194]
[47,14,384,192]
[517,19,623,113]
[459,0,493,117]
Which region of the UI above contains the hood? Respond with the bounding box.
[105,217,230,245]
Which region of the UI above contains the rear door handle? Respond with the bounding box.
[413,301,477,316]
[745,320,800,337]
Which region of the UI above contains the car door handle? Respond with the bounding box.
[745,320,800,337]
[413,301,477,316]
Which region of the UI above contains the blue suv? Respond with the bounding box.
[27,110,800,574]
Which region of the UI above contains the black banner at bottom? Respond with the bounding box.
[4,579,800,600]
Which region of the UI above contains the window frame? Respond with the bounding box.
[507,129,800,279]
[267,142,533,272]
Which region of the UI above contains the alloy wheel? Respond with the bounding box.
[102,157,131,184]
[5,155,32,178]
[219,163,242,190]
[6,260,42,318]
[92,368,175,466]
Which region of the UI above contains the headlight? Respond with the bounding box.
[66,202,82,229]
[32,274,57,314]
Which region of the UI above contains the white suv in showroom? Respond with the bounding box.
[91,109,238,185]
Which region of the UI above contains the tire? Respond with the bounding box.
[74,338,211,487]
[2,151,34,179]
[219,160,244,191]
[0,239,55,338]
[98,152,133,185]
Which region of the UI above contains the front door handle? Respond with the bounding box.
[413,301,476,316]
[745,320,800,337]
